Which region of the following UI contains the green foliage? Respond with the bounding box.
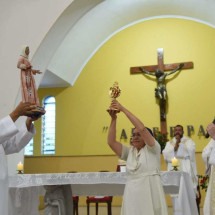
[198,175,209,192]
[153,130,167,153]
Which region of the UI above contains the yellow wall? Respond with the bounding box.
[33,18,215,156]
[26,18,214,209]
[28,18,215,208]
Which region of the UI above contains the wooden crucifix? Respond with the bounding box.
[130,48,193,135]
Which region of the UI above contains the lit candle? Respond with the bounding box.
[171,157,179,167]
[17,162,23,171]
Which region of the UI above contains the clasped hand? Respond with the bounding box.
[174,135,181,151]
[107,100,122,117]
[110,100,122,111]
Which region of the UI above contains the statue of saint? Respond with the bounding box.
[139,63,184,100]
[17,46,45,117]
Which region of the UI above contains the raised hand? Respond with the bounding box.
[32,69,42,75]
[110,100,123,112]
[25,115,41,131]
[107,108,118,119]
[10,102,37,122]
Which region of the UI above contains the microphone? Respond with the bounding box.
[205,118,215,138]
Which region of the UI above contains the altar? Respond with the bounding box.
[9,171,198,215]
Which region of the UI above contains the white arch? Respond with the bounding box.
[35,0,215,87]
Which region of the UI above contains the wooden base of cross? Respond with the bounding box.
[160,99,167,135]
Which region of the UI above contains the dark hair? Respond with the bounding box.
[131,127,154,137]
[175,124,183,131]
[146,127,154,137]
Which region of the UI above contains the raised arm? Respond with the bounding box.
[107,110,123,157]
[110,100,155,147]
[32,69,42,75]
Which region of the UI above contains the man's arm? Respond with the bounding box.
[3,102,40,154]
[0,102,36,144]
[26,117,33,131]
[0,116,18,144]
[3,116,39,154]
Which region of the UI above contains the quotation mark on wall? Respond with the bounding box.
[102,126,108,132]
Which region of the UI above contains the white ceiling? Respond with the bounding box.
[35,0,215,88]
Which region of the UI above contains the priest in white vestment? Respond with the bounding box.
[162,124,198,214]
[107,100,168,215]
[0,102,38,215]
[202,123,215,214]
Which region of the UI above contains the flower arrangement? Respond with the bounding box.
[198,175,209,192]
[153,130,167,153]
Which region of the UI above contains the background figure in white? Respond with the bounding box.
[202,123,215,214]
[107,100,168,215]
[162,124,198,215]
[202,138,215,175]
[0,102,39,215]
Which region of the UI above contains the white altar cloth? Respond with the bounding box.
[9,171,198,215]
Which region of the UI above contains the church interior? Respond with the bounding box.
[2,0,215,214]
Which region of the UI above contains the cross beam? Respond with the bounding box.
[130,48,193,135]
[131,48,193,74]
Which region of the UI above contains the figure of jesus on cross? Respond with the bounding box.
[130,48,193,134]
[139,63,184,101]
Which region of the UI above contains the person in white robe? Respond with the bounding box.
[107,100,168,215]
[162,124,198,214]
[202,138,215,176]
[202,123,215,214]
[0,102,39,215]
